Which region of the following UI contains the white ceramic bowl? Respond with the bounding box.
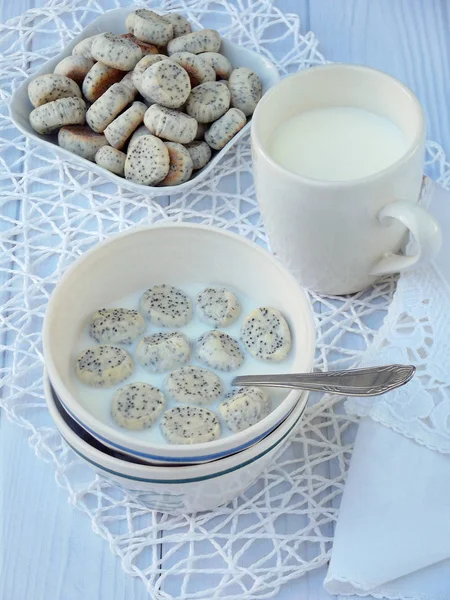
[43,224,315,464]
[9,7,280,196]
[44,372,308,514]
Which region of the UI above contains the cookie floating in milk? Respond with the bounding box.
[72,284,294,443]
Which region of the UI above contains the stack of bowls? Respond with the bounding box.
[43,224,315,514]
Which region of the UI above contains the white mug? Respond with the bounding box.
[251,64,442,295]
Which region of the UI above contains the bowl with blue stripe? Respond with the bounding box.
[45,371,308,514]
[43,224,315,465]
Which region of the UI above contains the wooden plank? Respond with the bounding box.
[0,418,149,599]
[0,0,32,21]
[309,0,450,160]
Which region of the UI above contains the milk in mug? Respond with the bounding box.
[269,106,408,182]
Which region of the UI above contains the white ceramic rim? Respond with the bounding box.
[9,7,280,197]
[44,371,309,483]
[42,223,316,462]
[251,63,425,188]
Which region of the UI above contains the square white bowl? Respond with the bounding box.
[9,7,280,196]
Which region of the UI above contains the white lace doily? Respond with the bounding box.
[346,267,450,453]
[345,177,450,454]
[1,1,450,598]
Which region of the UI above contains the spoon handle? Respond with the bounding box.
[232,364,415,396]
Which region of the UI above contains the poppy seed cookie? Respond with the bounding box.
[127,124,151,150]
[196,330,244,372]
[186,81,230,123]
[201,52,233,79]
[167,29,221,56]
[228,67,262,116]
[54,55,95,86]
[112,382,166,430]
[120,71,138,98]
[144,104,198,144]
[140,59,191,109]
[220,387,271,433]
[28,74,82,108]
[131,53,166,98]
[161,406,221,444]
[159,142,194,186]
[240,307,292,361]
[72,34,102,60]
[136,332,190,373]
[82,62,125,103]
[95,146,127,176]
[58,125,108,161]
[125,9,174,46]
[124,134,170,185]
[76,345,134,387]
[91,33,142,71]
[166,366,223,405]
[86,82,134,133]
[160,13,192,38]
[196,286,241,327]
[30,97,86,134]
[169,52,216,87]
[88,308,146,344]
[120,33,159,56]
[204,107,246,150]
[104,101,147,149]
[185,140,212,170]
[140,284,193,327]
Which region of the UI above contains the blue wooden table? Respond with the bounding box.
[1,1,448,598]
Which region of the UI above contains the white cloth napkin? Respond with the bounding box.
[325,419,450,600]
[324,183,450,600]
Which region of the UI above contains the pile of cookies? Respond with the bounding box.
[27,8,263,187]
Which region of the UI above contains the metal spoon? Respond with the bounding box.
[232,364,415,397]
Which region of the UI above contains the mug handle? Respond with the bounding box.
[369,200,442,276]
